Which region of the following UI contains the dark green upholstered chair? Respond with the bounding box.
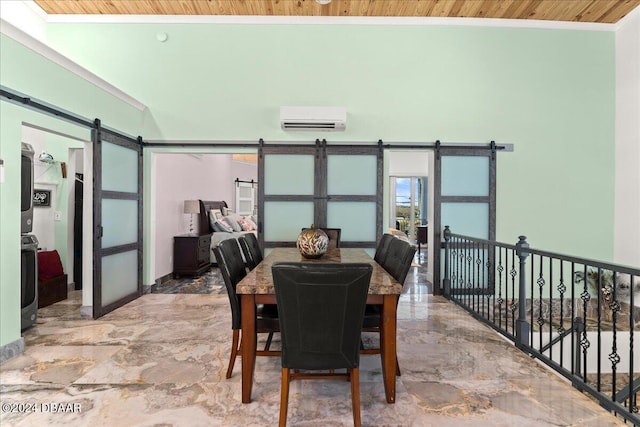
[272,262,372,427]
[214,239,279,379]
[363,237,417,376]
[373,233,394,265]
[238,233,263,271]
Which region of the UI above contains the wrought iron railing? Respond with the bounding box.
[442,227,640,425]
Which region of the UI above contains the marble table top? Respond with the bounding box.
[236,248,402,295]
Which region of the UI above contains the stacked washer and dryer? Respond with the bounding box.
[21,143,38,330]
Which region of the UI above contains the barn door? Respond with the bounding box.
[92,125,143,318]
[258,140,382,250]
[433,146,496,294]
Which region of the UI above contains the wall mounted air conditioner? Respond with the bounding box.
[280,106,346,131]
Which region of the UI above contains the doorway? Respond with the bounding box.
[389,176,428,245]
[21,124,89,317]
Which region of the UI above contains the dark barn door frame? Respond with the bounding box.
[92,121,144,318]
[431,143,498,295]
[257,139,384,250]
[1,88,145,319]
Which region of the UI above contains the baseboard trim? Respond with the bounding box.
[0,337,25,364]
[149,273,174,293]
[155,273,173,286]
[80,305,92,318]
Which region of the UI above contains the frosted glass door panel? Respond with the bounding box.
[101,250,138,306]
[441,156,489,197]
[102,199,138,248]
[441,202,489,239]
[327,202,376,242]
[327,155,377,195]
[264,155,314,195]
[102,141,138,193]
[264,202,314,242]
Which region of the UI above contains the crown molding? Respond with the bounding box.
[0,18,146,111]
[45,14,616,32]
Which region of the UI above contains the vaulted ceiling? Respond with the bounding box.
[33,0,640,24]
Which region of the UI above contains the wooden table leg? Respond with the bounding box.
[380,294,397,403]
[241,294,257,403]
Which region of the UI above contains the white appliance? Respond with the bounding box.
[280,106,346,131]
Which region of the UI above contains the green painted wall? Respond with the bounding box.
[0,33,145,348]
[1,21,616,349]
[47,23,615,260]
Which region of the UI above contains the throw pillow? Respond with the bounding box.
[238,217,256,231]
[224,213,244,232]
[212,217,233,233]
[244,216,258,230]
[210,209,224,221]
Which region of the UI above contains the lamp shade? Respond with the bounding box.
[183,200,199,214]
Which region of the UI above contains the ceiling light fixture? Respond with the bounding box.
[316,0,331,4]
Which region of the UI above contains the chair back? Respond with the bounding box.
[373,234,394,264]
[301,227,342,249]
[239,233,263,271]
[272,263,372,370]
[382,238,417,285]
[213,239,247,330]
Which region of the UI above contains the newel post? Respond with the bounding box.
[515,235,530,350]
[443,226,451,298]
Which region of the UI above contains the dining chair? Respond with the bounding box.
[381,237,417,286]
[214,239,279,379]
[301,227,342,249]
[272,262,373,427]
[238,233,263,271]
[362,237,416,376]
[373,233,394,265]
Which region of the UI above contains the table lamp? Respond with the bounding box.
[183,200,199,233]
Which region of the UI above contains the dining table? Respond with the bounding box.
[236,247,403,404]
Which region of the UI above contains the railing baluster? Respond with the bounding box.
[610,270,619,402]
[570,262,576,377]
[497,246,503,330]
[549,257,553,361]
[530,252,535,348]
[581,264,589,383]
[558,260,565,370]
[537,255,545,352]
[597,266,602,392]
[511,248,517,336]
[475,240,480,313]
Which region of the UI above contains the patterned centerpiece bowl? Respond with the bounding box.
[296,226,329,259]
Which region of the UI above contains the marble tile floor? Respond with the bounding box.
[151,267,227,295]
[0,266,625,426]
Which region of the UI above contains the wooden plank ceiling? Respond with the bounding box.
[33,1,640,24]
